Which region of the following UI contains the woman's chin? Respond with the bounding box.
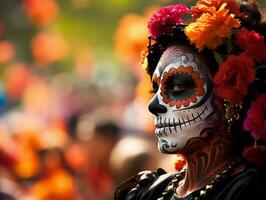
[157,138,183,154]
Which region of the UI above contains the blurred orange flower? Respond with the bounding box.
[4,63,32,100]
[23,0,59,26]
[115,14,148,63]
[40,124,69,149]
[13,147,40,179]
[0,41,15,65]
[185,3,240,51]
[31,32,68,65]
[31,169,75,200]
[64,143,88,172]
[22,78,54,112]
[135,71,153,104]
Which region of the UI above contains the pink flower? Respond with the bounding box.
[243,94,266,141]
[148,4,188,38]
[235,28,266,63]
[243,146,266,166]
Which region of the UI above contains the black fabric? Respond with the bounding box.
[114,168,175,200]
[172,167,264,200]
[114,166,266,200]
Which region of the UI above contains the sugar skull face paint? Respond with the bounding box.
[148,46,218,153]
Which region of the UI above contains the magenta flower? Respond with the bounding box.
[243,94,266,142]
[148,4,188,38]
[243,146,266,165]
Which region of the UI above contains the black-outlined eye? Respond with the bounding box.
[160,66,205,108]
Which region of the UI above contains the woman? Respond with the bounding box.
[115,0,266,199]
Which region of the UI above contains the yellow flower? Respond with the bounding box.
[185,3,240,51]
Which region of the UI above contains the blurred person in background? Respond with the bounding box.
[115,0,266,199]
[110,135,160,185]
[85,121,121,200]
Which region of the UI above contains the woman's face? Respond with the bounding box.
[148,45,219,153]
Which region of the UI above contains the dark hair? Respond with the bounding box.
[94,121,121,141]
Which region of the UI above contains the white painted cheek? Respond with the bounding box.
[155,96,215,153]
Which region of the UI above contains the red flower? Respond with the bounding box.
[148,4,188,38]
[243,94,266,141]
[214,53,255,103]
[173,154,186,171]
[235,28,266,63]
[243,146,266,166]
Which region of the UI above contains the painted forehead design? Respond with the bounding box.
[156,46,195,77]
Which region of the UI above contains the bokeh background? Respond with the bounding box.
[0,0,265,199]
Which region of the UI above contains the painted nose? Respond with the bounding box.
[148,95,167,115]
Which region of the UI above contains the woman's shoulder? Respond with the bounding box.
[206,166,266,200]
[231,167,266,200]
[114,166,266,200]
[114,168,177,200]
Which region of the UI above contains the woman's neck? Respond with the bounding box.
[176,131,238,197]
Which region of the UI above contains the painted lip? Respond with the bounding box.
[155,105,209,129]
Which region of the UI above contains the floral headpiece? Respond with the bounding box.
[145,0,266,165]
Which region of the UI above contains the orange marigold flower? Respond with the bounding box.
[0,41,15,64]
[190,0,241,19]
[185,3,240,51]
[31,32,68,65]
[115,14,148,63]
[23,0,59,26]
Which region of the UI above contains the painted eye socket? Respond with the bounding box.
[161,66,205,109]
[165,73,196,100]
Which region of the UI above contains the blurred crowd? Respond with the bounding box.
[0,0,181,199]
[0,114,170,200]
